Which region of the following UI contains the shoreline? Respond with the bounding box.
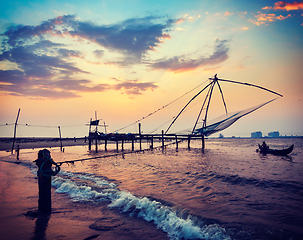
[0,138,88,151]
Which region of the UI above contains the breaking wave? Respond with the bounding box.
[52,171,231,240]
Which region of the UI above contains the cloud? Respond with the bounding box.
[66,16,174,61]
[0,68,110,99]
[180,14,201,22]
[224,11,234,16]
[2,15,75,47]
[249,12,292,25]
[150,39,229,73]
[2,15,175,61]
[0,69,27,84]
[262,1,303,11]
[0,44,88,79]
[113,80,158,95]
[0,40,157,99]
[0,69,156,98]
[249,1,303,26]
[94,49,104,59]
[58,49,83,58]
[0,15,175,99]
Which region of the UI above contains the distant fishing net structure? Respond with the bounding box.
[177,99,277,136]
[114,74,283,136]
[165,74,283,136]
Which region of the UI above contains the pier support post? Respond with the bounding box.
[150,135,153,150]
[162,130,165,150]
[88,118,92,151]
[175,135,178,150]
[95,135,98,153]
[202,134,205,150]
[88,137,91,150]
[188,135,191,150]
[116,141,119,152]
[139,123,142,151]
[131,137,134,151]
[104,139,107,151]
[121,139,124,152]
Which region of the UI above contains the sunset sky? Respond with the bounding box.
[0,0,302,138]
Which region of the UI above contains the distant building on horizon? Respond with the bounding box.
[251,131,262,138]
[268,131,280,138]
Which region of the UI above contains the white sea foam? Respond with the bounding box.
[52,171,231,240]
[52,173,117,202]
[59,171,117,189]
[109,191,230,240]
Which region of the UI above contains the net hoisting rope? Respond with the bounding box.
[113,79,209,133]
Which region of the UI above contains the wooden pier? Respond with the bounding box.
[87,131,205,153]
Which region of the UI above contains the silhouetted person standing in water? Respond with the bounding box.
[34,149,56,213]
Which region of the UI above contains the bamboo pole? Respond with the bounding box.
[11,108,20,153]
[215,78,283,97]
[88,118,92,150]
[203,81,215,129]
[192,85,212,134]
[58,126,63,151]
[165,82,213,134]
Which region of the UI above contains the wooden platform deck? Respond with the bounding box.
[87,132,206,152]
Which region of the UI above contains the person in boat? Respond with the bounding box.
[260,141,269,152]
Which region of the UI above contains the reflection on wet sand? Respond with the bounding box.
[32,213,50,240]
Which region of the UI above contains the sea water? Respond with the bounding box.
[1,138,303,240]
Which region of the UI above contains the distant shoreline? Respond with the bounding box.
[0,137,88,151]
[209,135,303,139]
[0,136,302,152]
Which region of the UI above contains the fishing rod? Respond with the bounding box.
[56,140,183,166]
[57,150,143,166]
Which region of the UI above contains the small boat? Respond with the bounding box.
[257,144,294,156]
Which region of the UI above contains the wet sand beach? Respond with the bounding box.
[0,159,102,240]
